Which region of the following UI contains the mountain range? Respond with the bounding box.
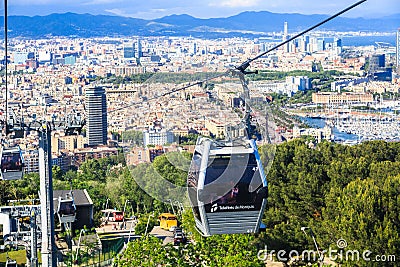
[1,12,399,38]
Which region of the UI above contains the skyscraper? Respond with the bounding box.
[396,28,400,70]
[123,43,135,58]
[136,39,142,59]
[283,22,288,40]
[283,22,289,53]
[333,37,342,54]
[317,39,326,51]
[85,87,107,146]
[192,42,197,55]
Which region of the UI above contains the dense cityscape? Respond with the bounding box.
[0,1,399,266]
[3,24,399,170]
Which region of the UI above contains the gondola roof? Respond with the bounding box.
[52,189,93,215]
[209,146,254,155]
[196,138,255,155]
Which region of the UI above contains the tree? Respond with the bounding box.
[323,177,400,266]
[52,165,62,180]
[119,213,265,267]
[7,137,400,266]
[134,214,157,235]
[121,130,144,146]
[117,236,168,267]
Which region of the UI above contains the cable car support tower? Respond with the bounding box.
[2,2,84,266]
[2,108,83,267]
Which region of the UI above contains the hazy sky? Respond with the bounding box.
[3,0,400,19]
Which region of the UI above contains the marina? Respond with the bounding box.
[299,111,400,144]
[331,115,400,141]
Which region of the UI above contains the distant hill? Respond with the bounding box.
[0,12,398,38]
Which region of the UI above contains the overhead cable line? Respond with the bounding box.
[106,0,367,115]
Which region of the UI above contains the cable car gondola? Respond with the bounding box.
[5,258,17,267]
[186,0,367,236]
[0,146,24,181]
[57,193,77,224]
[187,137,268,236]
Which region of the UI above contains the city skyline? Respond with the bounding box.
[2,0,400,20]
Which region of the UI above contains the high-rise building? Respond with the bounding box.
[283,22,288,39]
[136,39,142,59]
[85,87,107,147]
[317,39,326,51]
[369,54,386,71]
[123,43,135,58]
[283,22,289,53]
[396,28,400,69]
[309,37,318,52]
[297,37,307,52]
[192,42,197,55]
[333,37,343,54]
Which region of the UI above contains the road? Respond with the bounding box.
[96,220,174,244]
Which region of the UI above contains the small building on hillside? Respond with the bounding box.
[53,189,94,231]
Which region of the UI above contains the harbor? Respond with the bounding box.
[331,115,400,141]
[299,109,400,144]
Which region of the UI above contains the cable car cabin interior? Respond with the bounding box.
[188,137,268,236]
[0,146,24,181]
[57,195,77,224]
